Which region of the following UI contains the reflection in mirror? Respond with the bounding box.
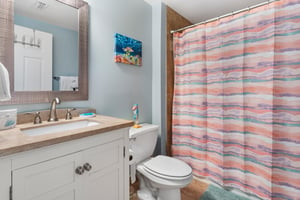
[14,0,79,91]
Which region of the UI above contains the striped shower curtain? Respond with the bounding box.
[172,0,300,199]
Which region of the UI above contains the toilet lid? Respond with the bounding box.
[143,155,192,178]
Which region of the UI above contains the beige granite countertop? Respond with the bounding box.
[0,115,133,157]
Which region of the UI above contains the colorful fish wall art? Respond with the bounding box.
[114,33,142,66]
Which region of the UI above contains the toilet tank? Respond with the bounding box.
[129,124,159,164]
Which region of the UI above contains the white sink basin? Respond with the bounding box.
[22,120,100,136]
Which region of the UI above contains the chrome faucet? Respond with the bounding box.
[48,97,61,122]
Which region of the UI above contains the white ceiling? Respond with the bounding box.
[15,0,78,31]
[162,0,267,23]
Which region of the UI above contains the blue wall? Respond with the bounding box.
[14,14,79,91]
[1,0,153,125]
[86,0,152,122]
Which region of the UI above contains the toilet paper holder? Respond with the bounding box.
[129,149,136,184]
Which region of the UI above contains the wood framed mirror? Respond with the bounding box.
[0,0,88,105]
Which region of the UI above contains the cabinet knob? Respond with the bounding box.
[83,163,92,171]
[75,166,85,175]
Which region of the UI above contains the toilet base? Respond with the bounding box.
[137,172,182,200]
[157,188,181,200]
[137,188,156,200]
[137,188,181,200]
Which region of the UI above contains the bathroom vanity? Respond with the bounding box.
[0,115,133,200]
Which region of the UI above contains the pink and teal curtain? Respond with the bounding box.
[172,0,300,199]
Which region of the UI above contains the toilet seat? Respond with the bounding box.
[142,155,192,181]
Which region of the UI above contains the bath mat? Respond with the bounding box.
[200,185,249,200]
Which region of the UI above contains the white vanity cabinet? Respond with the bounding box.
[0,128,129,200]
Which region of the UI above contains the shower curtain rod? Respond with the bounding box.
[170,0,280,34]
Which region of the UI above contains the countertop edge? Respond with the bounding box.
[0,116,134,157]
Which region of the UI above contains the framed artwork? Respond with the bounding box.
[114,33,142,66]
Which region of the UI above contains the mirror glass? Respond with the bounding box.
[14,0,79,92]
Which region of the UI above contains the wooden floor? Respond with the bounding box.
[130,178,209,200]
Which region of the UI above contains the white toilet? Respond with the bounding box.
[129,124,193,200]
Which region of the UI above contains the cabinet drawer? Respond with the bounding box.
[12,153,80,200]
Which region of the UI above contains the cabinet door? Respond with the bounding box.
[82,139,124,200]
[12,152,82,200]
